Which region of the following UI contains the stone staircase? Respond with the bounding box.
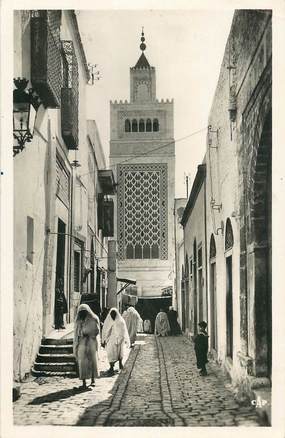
[32,337,78,378]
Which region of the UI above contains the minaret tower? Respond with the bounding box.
[110,30,175,299]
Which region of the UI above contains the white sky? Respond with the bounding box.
[77,10,234,197]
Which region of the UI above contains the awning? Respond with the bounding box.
[117,277,136,285]
[137,296,172,300]
[116,277,137,295]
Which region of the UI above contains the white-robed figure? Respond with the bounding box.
[73,304,100,389]
[154,309,171,337]
[101,308,130,376]
[122,306,142,346]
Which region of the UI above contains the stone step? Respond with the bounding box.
[36,353,76,363]
[39,344,73,355]
[42,337,73,346]
[31,368,77,378]
[34,362,77,372]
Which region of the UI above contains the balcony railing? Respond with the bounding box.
[61,41,79,150]
[31,11,61,108]
[61,88,79,149]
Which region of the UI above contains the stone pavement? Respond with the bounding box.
[13,334,265,427]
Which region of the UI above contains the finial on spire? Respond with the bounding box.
[140,27,146,52]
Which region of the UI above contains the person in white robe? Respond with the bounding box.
[73,303,100,389]
[154,309,171,337]
[122,306,142,346]
[101,308,130,376]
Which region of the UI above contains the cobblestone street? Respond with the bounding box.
[14,334,264,427]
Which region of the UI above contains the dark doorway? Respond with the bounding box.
[181,284,186,331]
[193,240,198,335]
[55,219,67,324]
[198,246,203,321]
[185,254,189,331]
[136,297,172,333]
[210,261,217,350]
[226,256,233,358]
[55,219,66,285]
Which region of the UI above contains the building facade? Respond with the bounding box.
[110,32,175,305]
[180,165,207,337]
[13,10,113,381]
[179,10,272,404]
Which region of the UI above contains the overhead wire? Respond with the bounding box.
[78,126,208,180]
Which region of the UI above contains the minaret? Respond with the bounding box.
[130,29,156,103]
[110,30,175,299]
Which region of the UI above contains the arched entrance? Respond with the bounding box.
[248,112,272,377]
[225,219,234,359]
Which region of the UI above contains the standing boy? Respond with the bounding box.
[194,321,209,376]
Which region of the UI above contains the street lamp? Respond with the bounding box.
[13,78,38,156]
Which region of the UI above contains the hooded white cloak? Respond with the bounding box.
[102,308,130,363]
[154,311,170,336]
[122,306,142,345]
[73,304,100,380]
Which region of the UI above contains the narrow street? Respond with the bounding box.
[14,334,263,427]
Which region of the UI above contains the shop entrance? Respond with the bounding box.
[136,296,172,333]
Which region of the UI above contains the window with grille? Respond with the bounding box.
[225,219,234,251]
[31,10,62,108]
[61,40,79,149]
[73,250,81,292]
[117,163,168,260]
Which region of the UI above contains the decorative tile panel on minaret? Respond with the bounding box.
[110,30,175,297]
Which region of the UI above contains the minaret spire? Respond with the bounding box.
[140,27,146,52]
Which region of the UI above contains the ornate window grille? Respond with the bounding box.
[117,163,168,260]
[30,10,62,108]
[210,234,216,259]
[61,40,79,149]
[225,218,234,251]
